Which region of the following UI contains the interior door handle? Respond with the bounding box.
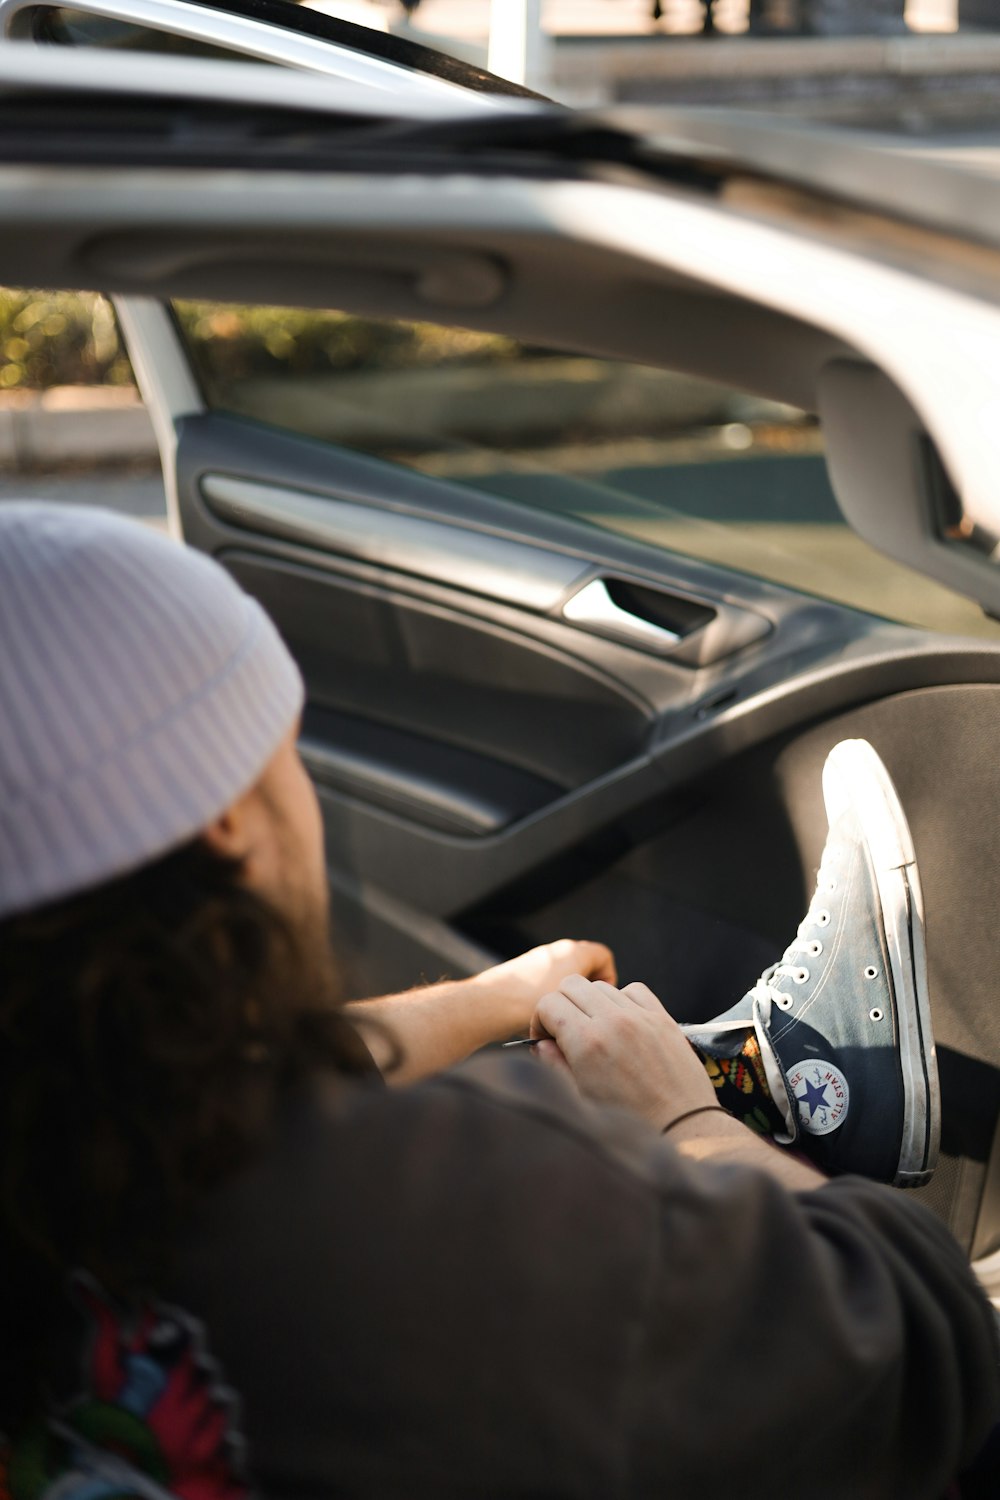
[562,578,681,652]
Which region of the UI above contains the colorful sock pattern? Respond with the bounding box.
[693,1034,786,1137]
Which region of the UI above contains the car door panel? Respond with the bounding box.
[203,473,592,612]
[226,552,651,789]
[299,704,563,840]
[170,405,1000,993]
[174,412,818,718]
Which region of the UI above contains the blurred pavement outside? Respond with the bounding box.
[0,386,154,470]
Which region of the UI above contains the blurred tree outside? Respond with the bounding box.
[173,302,525,385]
[0,292,532,395]
[0,291,135,392]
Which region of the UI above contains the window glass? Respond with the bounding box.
[173,300,1000,640]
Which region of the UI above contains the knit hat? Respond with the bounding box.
[0,503,304,919]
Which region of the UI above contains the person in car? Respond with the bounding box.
[0,504,996,1500]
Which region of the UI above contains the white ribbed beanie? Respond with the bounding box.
[0,503,304,919]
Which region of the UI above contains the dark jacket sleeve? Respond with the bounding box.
[624,1161,998,1496]
[174,1058,1000,1500]
[455,1055,1000,1498]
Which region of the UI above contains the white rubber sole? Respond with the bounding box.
[823,739,940,1187]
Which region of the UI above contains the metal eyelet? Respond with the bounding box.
[806,940,823,957]
[776,994,794,1011]
[815,910,831,928]
[864,965,879,980]
[869,1007,884,1022]
[794,967,809,984]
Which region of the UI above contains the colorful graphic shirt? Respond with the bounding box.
[0,1275,249,1500]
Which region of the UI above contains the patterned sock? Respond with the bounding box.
[691,1034,787,1137]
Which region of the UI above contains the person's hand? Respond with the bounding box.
[531,975,719,1132]
[480,939,617,1037]
[491,938,616,1003]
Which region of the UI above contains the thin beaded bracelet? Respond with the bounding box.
[661,1104,726,1135]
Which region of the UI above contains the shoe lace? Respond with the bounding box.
[756,934,815,995]
[751,875,833,1004]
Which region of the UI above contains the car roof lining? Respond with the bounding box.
[84,235,851,411]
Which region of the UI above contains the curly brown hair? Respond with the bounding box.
[0,838,378,1429]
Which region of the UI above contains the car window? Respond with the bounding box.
[172,299,1000,640]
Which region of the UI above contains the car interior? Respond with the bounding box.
[168,351,1000,1265]
[5,48,1000,1284]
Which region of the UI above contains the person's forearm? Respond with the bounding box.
[344,970,527,1085]
[345,940,617,1086]
[666,1107,826,1191]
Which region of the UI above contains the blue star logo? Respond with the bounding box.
[797,1075,830,1119]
